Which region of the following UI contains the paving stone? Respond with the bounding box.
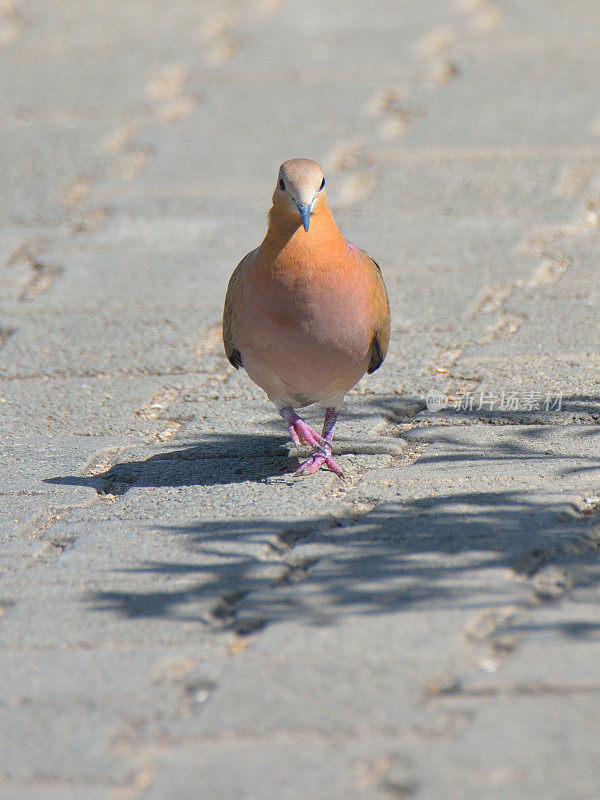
[1,0,599,797]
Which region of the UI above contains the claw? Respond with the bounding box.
[324,455,344,478]
[294,452,325,475]
[295,447,344,478]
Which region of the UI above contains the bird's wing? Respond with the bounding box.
[360,251,391,374]
[222,249,256,370]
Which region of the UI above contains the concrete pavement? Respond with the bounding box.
[1,1,599,797]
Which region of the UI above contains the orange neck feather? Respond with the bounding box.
[258,200,348,270]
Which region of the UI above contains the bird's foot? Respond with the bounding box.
[281,409,327,451]
[279,407,343,478]
[295,445,344,478]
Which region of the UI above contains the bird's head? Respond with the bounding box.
[272,158,326,232]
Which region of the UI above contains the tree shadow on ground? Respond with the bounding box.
[88,483,600,635]
[46,391,600,635]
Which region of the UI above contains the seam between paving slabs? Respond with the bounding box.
[403,137,600,710]
[1,0,266,533]
[439,157,600,407]
[398,109,600,737]
[324,0,503,207]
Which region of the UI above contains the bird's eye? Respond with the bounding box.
[279,178,286,191]
[319,177,325,190]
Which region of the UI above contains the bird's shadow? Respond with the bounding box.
[45,433,296,491]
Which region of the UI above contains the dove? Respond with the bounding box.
[223,158,390,477]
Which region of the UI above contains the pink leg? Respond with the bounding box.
[279,407,327,451]
[322,406,338,444]
[279,407,344,478]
